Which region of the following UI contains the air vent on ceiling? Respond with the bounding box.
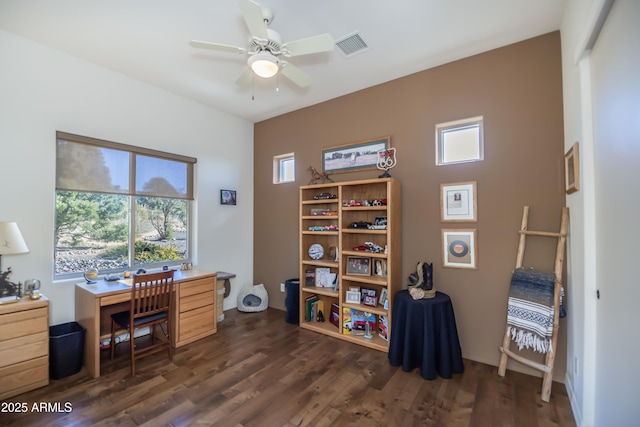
[335,32,369,57]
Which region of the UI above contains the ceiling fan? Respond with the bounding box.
[190,0,335,88]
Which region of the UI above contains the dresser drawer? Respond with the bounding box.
[0,331,48,369]
[0,307,48,341]
[0,356,49,400]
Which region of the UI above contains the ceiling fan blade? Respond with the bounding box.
[235,68,254,86]
[282,34,334,57]
[190,40,247,54]
[280,62,312,87]
[237,0,268,41]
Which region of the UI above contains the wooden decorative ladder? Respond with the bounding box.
[498,206,569,402]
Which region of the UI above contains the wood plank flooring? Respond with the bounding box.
[0,308,576,426]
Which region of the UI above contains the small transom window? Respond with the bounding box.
[436,116,484,165]
[273,153,295,184]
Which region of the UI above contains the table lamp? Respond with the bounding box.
[0,221,30,273]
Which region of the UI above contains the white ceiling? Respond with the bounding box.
[0,0,565,123]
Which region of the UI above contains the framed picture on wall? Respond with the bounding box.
[441,229,477,269]
[440,181,477,222]
[220,189,237,205]
[564,142,580,194]
[321,136,390,174]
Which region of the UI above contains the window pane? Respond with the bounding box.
[442,125,480,163]
[136,155,188,198]
[55,192,129,275]
[56,140,130,194]
[134,197,188,265]
[280,157,295,182]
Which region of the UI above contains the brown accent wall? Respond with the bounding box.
[254,32,566,379]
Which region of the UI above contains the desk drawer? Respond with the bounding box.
[178,305,215,342]
[179,290,214,313]
[0,356,49,400]
[101,292,132,306]
[180,277,215,297]
[0,308,48,341]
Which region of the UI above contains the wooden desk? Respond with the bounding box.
[75,269,217,378]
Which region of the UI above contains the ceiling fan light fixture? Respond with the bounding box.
[248,52,280,78]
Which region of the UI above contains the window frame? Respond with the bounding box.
[273,152,295,184]
[54,132,196,280]
[435,116,484,166]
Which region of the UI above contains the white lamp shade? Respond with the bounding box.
[0,222,29,255]
[248,52,280,78]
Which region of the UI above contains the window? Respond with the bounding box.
[436,116,484,165]
[273,153,295,183]
[54,132,196,279]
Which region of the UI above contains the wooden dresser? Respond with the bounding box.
[0,296,49,399]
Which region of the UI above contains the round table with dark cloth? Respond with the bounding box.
[388,290,464,379]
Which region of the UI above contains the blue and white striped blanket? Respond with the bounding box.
[507,268,556,353]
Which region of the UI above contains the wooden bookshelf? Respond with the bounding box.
[299,178,400,351]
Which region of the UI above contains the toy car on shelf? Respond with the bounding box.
[353,245,368,251]
[350,221,372,229]
[371,199,387,206]
[365,242,384,253]
[367,224,387,230]
[314,192,337,200]
[309,225,339,231]
[344,200,362,207]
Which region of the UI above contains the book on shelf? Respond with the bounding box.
[350,309,376,336]
[305,294,319,322]
[342,307,352,335]
[330,303,340,328]
[378,315,389,341]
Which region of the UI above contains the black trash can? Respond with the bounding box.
[284,278,300,325]
[49,322,86,379]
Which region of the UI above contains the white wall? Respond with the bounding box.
[561,0,640,425]
[0,29,254,325]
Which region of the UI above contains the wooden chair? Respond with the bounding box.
[110,270,175,375]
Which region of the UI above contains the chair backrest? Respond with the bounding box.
[131,270,175,320]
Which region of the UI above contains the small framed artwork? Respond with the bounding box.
[441,229,477,269]
[361,288,377,307]
[441,181,477,222]
[346,256,371,276]
[346,291,361,304]
[379,288,389,310]
[373,259,387,277]
[220,189,237,205]
[564,142,580,194]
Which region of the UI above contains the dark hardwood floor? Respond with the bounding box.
[1,308,576,426]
